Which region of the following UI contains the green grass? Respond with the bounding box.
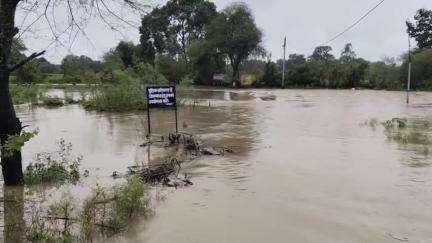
[43,74,64,84]
[10,84,44,105]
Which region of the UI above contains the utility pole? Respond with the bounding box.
[407,36,412,104]
[282,37,286,89]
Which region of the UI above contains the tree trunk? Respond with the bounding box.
[230,57,240,87]
[0,73,24,185]
[0,0,25,185]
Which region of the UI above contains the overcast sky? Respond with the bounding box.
[19,0,432,64]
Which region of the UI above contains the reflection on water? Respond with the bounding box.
[4,89,432,242]
[2,186,25,243]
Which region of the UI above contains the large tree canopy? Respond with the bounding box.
[205,2,263,84]
[310,46,335,61]
[139,0,217,62]
[340,43,356,63]
[407,8,432,50]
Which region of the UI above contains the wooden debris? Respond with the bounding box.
[130,133,234,187]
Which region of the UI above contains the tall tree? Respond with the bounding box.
[205,2,263,85]
[187,40,225,84]
[115,41,140,68]
[310,46,335,61]
[0,0,148,185]
[407,8,432,49]
[340,43,356,63]
[140,0,217,62]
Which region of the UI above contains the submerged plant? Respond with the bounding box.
[26,197,78,243]
[382,118,408,129]
[25,176,151,242]
[39,96,65,107]
[24,139,83,185]
[81,176,151,238]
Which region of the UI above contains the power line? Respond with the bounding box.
[320,0,386,46]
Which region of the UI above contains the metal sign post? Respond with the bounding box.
[146,85,178,137]
[407,37,412,105]
[282,37,286,88]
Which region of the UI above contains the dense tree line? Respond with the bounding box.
[11,5,432,91]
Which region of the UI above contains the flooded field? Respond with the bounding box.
[9,89,432,242]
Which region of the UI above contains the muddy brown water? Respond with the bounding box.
[4,89,432,242]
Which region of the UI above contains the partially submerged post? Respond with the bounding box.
[282,37,287,88]
[407,37,412,104]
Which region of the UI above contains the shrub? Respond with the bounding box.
[24,139,83,185]
[83,80,147,111]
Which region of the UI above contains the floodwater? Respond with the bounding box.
[8,89,432,242]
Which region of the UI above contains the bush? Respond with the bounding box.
[24,139,83,185]
[83,80,147,111]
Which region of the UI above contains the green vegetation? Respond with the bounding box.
[382,118,431,146]
[363,117,432,166]
[84,80,147,111]
[407,8,432,50]
[26,175,151,242]
[204,3,263,85]
[10,84,44,105]
[39,96,64,107]
[8,5,432,91]
[400,48,432,90]
[1,129,38,158]
[140,0,217,63]
[24,139,82,185]
[82,176,150,236]
[83,64,168,111]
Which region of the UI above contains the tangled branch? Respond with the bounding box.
[15,0,151,54]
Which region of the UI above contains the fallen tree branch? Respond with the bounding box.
[8,50,46,72]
